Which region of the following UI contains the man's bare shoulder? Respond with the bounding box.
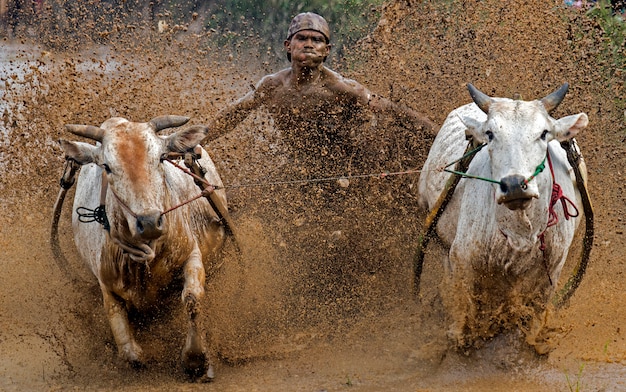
[322,67,370,101]
[256,68,291,91]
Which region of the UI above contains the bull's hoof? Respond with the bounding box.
[196,364,215,383]
[182,349,213,382]
[184,362,215,383]
[119,341,145,368]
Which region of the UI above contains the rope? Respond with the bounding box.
[220,168,424,190]
[76,205,110,231]
[523,156,546,186]
[163,154,425,191]
[442,143,548,187]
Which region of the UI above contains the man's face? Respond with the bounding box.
[285,30,330,67]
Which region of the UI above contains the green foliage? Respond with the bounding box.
[587,0,625,74]
[588,0,625,45]
[4,0,383,64]
[201,0,384,64]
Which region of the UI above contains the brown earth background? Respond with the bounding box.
[1,0,625,390]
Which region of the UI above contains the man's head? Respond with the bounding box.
[285,12,330,62]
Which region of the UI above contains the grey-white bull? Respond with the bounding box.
[59,116,226,379]
[417,84,588,354]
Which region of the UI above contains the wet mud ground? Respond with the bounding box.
[1,0,626,390]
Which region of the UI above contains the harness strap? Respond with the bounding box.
[51,159,81,282]
[164,149,240,243]
[553,139,594,308]
[414,136,482,295]
[76,172,110,231]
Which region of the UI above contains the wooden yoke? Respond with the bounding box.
[185,146,240,245]
[553,139,594,308]
[413,136,481,296]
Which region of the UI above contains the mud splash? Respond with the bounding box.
[1,0,625,390]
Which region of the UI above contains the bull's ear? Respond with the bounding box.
[58,139,97,165]
[458,115,488,143]
[167,125,209,152]
[553,113,588,141]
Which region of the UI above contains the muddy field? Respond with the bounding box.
[1,0,625,391]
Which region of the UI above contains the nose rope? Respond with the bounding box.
[160,187,214,216]
[162,158,216,216]
[443,143,547,187]
[522,155,546,187]
[109,187,138,218]
[442,143,502,184]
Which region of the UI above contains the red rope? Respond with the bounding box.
[538,152,581,286]
[544,153,580,232]
[161,158,215,216]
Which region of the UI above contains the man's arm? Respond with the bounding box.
[208,72,284,141]
[369,94,438,136]
[207,88,261,142]
[331,72,437,136]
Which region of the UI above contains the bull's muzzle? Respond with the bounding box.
[497,174,538,210]
[135,209,165,240]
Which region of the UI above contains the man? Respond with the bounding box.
[209,12,435,180]
[208,13,435,319]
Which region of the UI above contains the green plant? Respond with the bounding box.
[565,362,585,392]
[587,0,626,72]
[588,0,625,46]
[584,0,626,120]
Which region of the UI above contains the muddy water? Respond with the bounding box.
[1,0,626,390]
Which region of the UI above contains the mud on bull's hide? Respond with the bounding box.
[58,115,227,380]
[417,83,588,354]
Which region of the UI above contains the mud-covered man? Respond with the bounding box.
[209,13,435,314]
[209,12,435,180]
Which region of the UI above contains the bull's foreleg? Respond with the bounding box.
[442,250,477,353]
[101,287,144,366]
[181,243,213,381]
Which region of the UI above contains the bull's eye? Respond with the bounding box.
[102,163,112,174]
[485,130,494,141]
[540,129,549,141]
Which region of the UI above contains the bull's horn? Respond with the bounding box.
[467,83,492,114]
[149,115,190,132]
[540,83,569,113]
[65,124,104,142]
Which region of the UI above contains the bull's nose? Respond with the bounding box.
[499,174,527,194]
[136,209,164,240]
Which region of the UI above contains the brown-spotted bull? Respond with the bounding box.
[59,116,226,380]
[417,84,589,354]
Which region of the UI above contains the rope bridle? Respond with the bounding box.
[537,151,580,286]
[413,138,593,309]
[442,142,547,187]
[435,143,579,287]
[76,153,217,229]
